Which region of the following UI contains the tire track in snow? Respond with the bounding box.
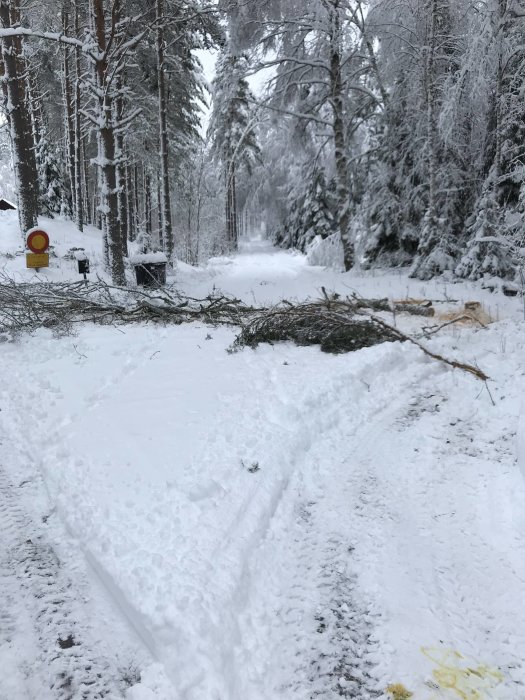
[231,332,525,698]
[0,465,140,699]
[0,345,161,700]
[230,345,428,700]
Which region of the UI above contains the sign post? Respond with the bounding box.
[26,229,50,270]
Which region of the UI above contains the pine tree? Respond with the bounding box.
[455,179,514,280]
[0,0,39,233]
[209,50,261,250]
[276,166,336,252]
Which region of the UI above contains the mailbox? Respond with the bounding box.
[130,252,168,287]
[78,258,90,274]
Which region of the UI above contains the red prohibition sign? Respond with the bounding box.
[27,229,50,254]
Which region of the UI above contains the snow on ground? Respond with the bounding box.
[0,212,107,281]
[1,213,525,699]
[0,209,515,314]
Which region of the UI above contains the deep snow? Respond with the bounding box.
[1,214,525,699]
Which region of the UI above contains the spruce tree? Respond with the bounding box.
[209,50,261,250]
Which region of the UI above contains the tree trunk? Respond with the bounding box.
[409,0,444,279]
[0,0,39,234]
[144,169,152,239]
[62,4,77,219]
[115,80,128,257]
[91,0,125,284]
[132,163,140,239]
[156,0,173,258]
[329,0,354,271]
[226,162,234,249]
[156,174,163,248]
[73,0,84,231]
[125,164,134,241]
[425,0,439,247]
[82,134,91,224]
[232,164,238,249]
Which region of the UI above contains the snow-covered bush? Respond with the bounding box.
[410,214,457,280]
[455,237,514,281]
[306,233,344,270]
[456,186,514,280]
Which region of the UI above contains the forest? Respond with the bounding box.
[3,3,525,698]
[1,0,524,285]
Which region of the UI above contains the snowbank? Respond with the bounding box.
[306,232,344,270]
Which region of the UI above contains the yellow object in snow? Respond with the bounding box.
[387,683,413,699]
[421,647,504,699]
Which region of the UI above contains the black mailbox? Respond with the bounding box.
[78,258,90,274]
[134,262,166,287]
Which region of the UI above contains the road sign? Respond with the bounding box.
[26,253,49,269]
[27,229,49,254]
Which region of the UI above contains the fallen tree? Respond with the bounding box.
[232,299,402,353]
[0,277,254,337]
[233,296,489,382]
[0,277,488,382]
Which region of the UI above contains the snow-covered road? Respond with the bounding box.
[2,241,525,699]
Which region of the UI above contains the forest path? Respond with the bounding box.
[218,329,525,700]
[1,241,525,699]
[0,345,158,699]
[0,466,144,699]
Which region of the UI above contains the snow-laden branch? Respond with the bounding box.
[246,97,334,127]
[0,28,100,61]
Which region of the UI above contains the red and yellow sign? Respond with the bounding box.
[26,253,49,269]
[26,229,49,254]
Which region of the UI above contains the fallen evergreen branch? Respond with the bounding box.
[233,294,489,382]
[232,299,401,353]
[0,278,489,382]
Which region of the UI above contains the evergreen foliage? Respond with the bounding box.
[274,167,336,252]
[208,49,261,249]
[3,0,525,283]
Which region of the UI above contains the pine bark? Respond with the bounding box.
[0,0,39,233]
[62,5,77,218]
[73,0,84,231]
[409,0,442,279]
[115,79,128,256]
[328,0,354,270]
[156,0,173,258]
[144,169,152,239]
[91,0,125,284]
[82,134,91,224]
[425,0,439,247]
